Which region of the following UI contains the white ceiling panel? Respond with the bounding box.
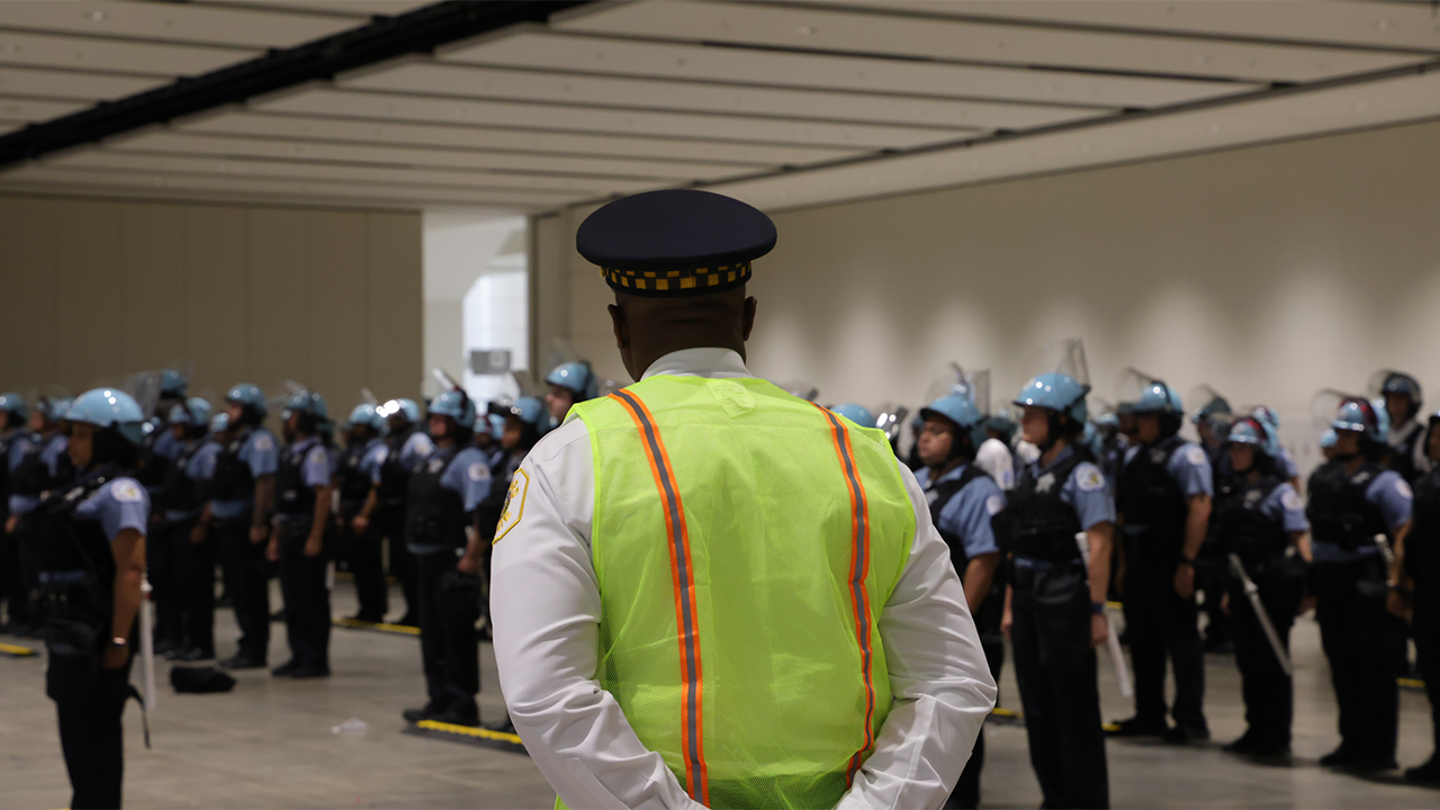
[555,1,1426,82]
[340,59,1111,130]
[441,31,1262,108]
[0,164,585,207]
[0,1,362,50]
[833,1,1440,52]
[176,109,859,165]
[202,1,435,18]
[0,65,166,101]
[712,70,1440,211]
[50,148,664,194]
[0,29,260,76]
[109,130,762,180]
[0,95,90,121]
[251,87,978,148]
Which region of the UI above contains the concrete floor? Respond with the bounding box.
[2,580,1437,809]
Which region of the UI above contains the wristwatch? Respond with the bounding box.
[1091,601,1106,616]
[109,637,128,649]
[1178,556,1197,568]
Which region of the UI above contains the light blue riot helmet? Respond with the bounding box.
[1014,373,1089,449]
[1130,381,1183,415]
[429,389,477,430]
[1331,396,1388,444]
[832,404,878,429]
[1380,371,1423,415]
[45,397,74,422]
[546,361,599,402]
[985,414,1017,443]
[67,388,146,446]
[509,396,547,430]
[920,394,988,457]
[380,398,422,426]
[487,413,505,442]
[0,392,27,425]
[1227,418,1280,459]
[160,369,187,399]
[347,403,387,434]
[1318,428,1337,450]
[226,383,267,425]
[210,411,231,434]
[168,397,212,428]
[1251,406,1281,434]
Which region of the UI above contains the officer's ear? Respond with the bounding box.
[742,296,757,342]
[608,303,629,353]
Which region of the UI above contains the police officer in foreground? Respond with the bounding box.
[0,392,32,631]
[1003,364,1113,810]
[493,189,995,809]
[1307,395,1412,771]
[211,384,279,670]
[7,397,74,638]
[38,389,149,809]
[1376,371,1428,483]
[544,360,599,430]
[337,403,389,624]
[1112,379,1213,743]
[353,398,430,626]
[913,394,1006,809]
[154,398,211,658]
[1403,409,1440,783]
[1213,418,1310,758]
[402,389,491,726]
[270,392,334,678]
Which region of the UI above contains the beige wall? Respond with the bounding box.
[0,194,422,421]
[557,118,1440,473]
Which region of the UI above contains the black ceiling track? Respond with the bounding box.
[0,0,593,169]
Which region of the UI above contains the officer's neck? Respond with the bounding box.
[1342,455,1366,476]
[929,457,965,480]
[1040,437,1070,468]
[434,434,455,449]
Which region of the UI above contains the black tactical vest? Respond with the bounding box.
[162,439,203,515]
[405,445,466,548]
[276,440,323,517]
[1408,465,1440,584]
[1390,421,1424,484]
[1117,434,1188,558]
[1305,460,1388,551]
[135,424,170,493]
[210,428,258,502]
[0,433,14,515]
[378,428,418,506]
[337,439,375,505]
[12,433,71,500]
[1006,451,1086,563]
[927,464,1001,577]
[1214,475,1288,564]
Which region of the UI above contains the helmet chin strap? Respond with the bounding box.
[1037,413,1065,453]
[1333,450,1360,463]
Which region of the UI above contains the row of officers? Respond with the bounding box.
[0,363,594,809]
[819,365,1438,808]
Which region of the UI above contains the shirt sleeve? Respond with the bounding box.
[44,436,69,476]
[444,450,492,514]
[370,445,390,484]
[402,433,435,468]
[186,445,214,481]
[1169,443,1215,499]
[99,479,150,542]
[244,432,279,477]
[1370,472,1414,531]
[1065,462,1115,531]
[1267,484,1310,533]
[837,461,997,810]
[940,476,1003,559]
[1277,449,1300,481]
[302,445,332,489]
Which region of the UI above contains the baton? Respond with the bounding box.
[1373,533,1396,569]
[1227,553,1293,677]
[140,577,157,712]
[1076,532,1133,698]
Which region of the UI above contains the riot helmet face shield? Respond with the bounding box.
[1313,389,1388,462]
[1368,369,1422,424]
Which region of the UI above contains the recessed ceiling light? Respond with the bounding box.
[87,11,108,21]
[797,26,817,36]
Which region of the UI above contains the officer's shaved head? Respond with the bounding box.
[609,287,757,381]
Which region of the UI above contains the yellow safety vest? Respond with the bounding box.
[568,374,915,809]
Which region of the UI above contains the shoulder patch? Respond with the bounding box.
[1396,478,1414,500]
[493,468,529,545]
[1076,465,1105,493]
[985,494,1005,517]
[1185,446,1208,466]
[413,435,434,455]
[307,447,328,466]
[111,479,144,504]
[467,462,490,482]
[1280,489,1304,512]
[252,435,273,452]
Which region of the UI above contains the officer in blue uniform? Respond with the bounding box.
[209,384,280,670]
[6,397,74,638]
[353,398,431,626]
[37,389,149,809]
[151,398,211,657]
[1193,393,1235,655]
[1403,409,1440,783]
[337,403,389,623]
[912,394,1005,809]
[1213,418,1310,757]
[171,411,230,662]
[270,392,334,678]
[1377,371,1428,484]
[1112,380,1213,743]
[1307,395,1412,771]
[402,389,492,727]
[1248,406,1303,490]
[544,360,599,431]
[0,392,31,631]
[1004,371,1113,809]
[483,396,548,539]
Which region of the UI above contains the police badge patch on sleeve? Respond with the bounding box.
[307,447,327,467]
[986,495,1005,516]
[1076,466,1105,493]
[111,480,144,503]
[253,435,273,452]
[1281,489,1304,512]
[1185,446,1208,466]
[467,462,489,482]
[493,469,529,545]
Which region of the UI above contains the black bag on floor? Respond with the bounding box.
[170,665,236,694]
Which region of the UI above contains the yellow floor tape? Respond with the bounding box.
[0,641,37,657]
[406,719,527,754]
[1399,677,1427,690]
[331,616,420,636]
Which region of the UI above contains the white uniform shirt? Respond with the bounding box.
[492,347,996,810]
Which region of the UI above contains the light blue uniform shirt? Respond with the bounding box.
[1024,444,1116,535]
[1312,469,1413,564]
[276,436,332,521]
[407,446,492,556]
[915,463,1006,560]
[357,437,387,485]
[371,430,435,485]
[6,432,33,473]
[9,433,69,515]
[1126,439,1214,499]
[1257,482,1310,534]
[209,428,280,520]
[74,476,151,542]
[187,439,222,482]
